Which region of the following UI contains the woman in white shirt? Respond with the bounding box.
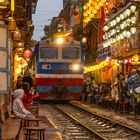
[13,89,35,119]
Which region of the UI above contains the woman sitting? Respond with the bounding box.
[22,82,35,111]
[13,88,35,119]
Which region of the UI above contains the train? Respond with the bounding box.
[34,38,83,101]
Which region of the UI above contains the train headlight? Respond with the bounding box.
[56,37,63,44]
[70,64,80,71]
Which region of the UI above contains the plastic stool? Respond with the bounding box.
[25,126,46,140]
[24,118,41,127]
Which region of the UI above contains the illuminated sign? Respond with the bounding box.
[0,0,10,9]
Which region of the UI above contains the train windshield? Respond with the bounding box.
[40,47,58,59]
[62,47,80,59]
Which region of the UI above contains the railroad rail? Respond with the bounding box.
[55,103,140,140]
[42,104,107,140]
[40,103,140,139]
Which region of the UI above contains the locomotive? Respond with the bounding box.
[35,38,83,101]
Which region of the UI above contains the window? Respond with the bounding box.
[40,47,58,59]
[62,47,80,59]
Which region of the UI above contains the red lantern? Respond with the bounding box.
[24,49,32,59]
[128,57,132,63]
[123,59,128,64]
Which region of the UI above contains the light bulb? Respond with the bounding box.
[120,14,125,20]
[112,20,116,26]
[126,9,131,16]
[130,5,136,12]
[116,17,121,23]
[123,31,127,37]
[131,16,137,24]
[130,27,136,34]
[126,31,131,38]
[120,24,125,30]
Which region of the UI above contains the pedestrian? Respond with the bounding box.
[13,89,35,119]
[11,80,24,115]
[134,87,140,116]
[22,82,35,111]
[93,84,99,104]
[23,75,33,89]
[83,76,91,102]
[111,82,119,112]
[125,69,140,114]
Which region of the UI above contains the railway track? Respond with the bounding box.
[40,103,140,139]
[42,104,106,140]
[55,103,140,140]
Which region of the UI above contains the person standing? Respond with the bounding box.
[125,69,140,114]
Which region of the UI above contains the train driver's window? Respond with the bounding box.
[40,47,58,59]
[62,47,80,59]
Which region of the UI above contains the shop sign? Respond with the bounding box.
[0,24,8,93]
[0,0,10,10]
[110,32,139,58]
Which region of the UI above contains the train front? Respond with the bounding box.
[35,38,83,101]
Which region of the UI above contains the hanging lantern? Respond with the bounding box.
[82,37,87,43]
[110,59,114,66]
[132,54,139,62]
[19,58,26,65]
[15,55,22,62]
[0,0,4,2]
[13,29,21,40]
[15,67,21,74]
[24,49,32,59]
[0,0,8,9]
[138,54,140,59]
[11,0,15,12]
[114,59,118,66]
[123,59,128,64]
[16,47,24,53]
[15,41,24,48]
[117,59,122,65]
[128,57,132,63]
[8,18,16,31]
